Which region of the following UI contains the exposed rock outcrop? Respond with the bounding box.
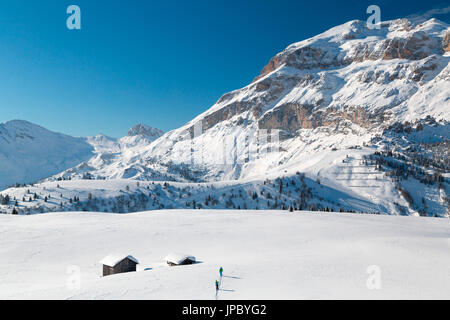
[443,31,450,52]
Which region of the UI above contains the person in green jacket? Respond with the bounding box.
[219,267,223,277]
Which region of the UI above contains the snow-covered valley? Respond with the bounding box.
[0,209,449,299]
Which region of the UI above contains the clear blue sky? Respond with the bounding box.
[0,0,448,137]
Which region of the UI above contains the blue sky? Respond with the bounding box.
[0,0,449,137]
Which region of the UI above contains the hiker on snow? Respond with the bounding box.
[215,280,219,291]
[219,267,223,277]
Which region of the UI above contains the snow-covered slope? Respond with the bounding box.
[0,210,449,299]
[0,176,388,215]
[0,120,94,189]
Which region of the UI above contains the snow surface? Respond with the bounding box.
[0,210,449,299]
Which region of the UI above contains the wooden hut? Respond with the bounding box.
[164,253,196,266]
[100,254,139,276]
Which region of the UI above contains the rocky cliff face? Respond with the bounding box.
[443,31,450,51]
[255,19,443,79]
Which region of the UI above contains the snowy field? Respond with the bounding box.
[0,209,449,299]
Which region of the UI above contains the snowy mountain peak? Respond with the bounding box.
[255,18,449,83]
[1,120,54,142]
[2,119,36,127]
[127,124,164,139]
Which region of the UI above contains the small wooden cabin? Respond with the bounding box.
[164,253,196,266]
[100,254,139,276]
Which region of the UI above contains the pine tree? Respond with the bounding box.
[0,194,10,205]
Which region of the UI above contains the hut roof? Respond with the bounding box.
[100,254,139,267]
[164,253,196,265]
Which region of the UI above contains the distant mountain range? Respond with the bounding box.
[0,120,164,189]
[1,18,448,217]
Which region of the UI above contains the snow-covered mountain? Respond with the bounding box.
[0,120,94,189]
[56,125,164,181]
[1,18,448,217]
[51,18,449,181]
[0,121,163,189]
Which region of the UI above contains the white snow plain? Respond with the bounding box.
[0,209,449,299]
